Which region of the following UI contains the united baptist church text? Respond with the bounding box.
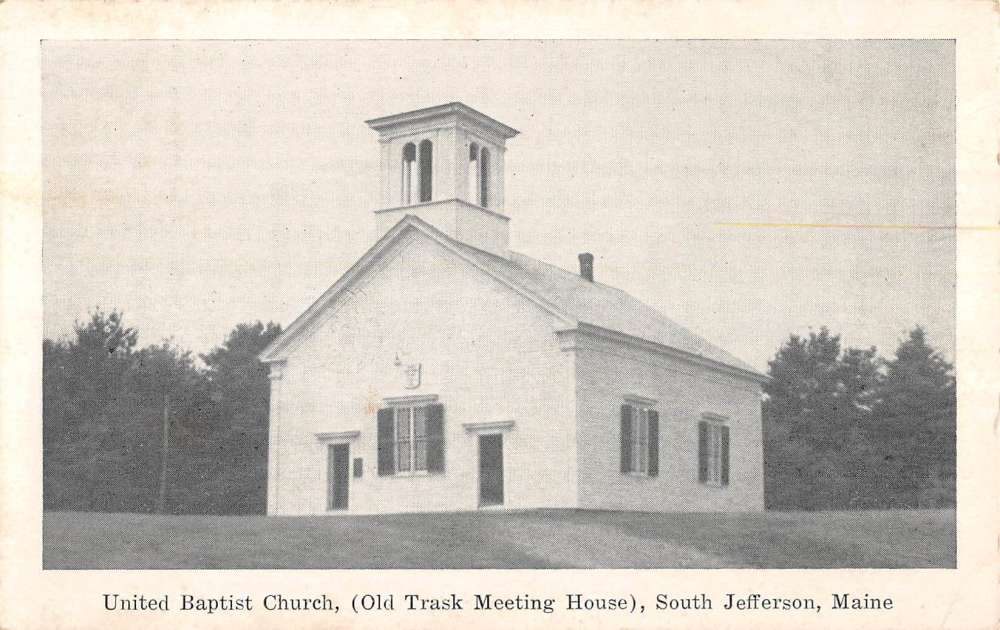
[101,591,893,615]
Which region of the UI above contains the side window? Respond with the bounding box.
[698,419,730,487]
[620,402,659,477]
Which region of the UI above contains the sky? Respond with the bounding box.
[42,40,955,371]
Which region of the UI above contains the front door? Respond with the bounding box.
[328,444,350,510]
[478,434,504,506]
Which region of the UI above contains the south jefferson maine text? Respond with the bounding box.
[103,592,894,615]
[656,593,894,613]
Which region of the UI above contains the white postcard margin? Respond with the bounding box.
[1,2,997,629]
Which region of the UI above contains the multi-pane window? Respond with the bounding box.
[698,418,730,487]
[394,405,428,473]
[706,423,723,484]
[632,407,649,473]
[620,403,659,476]
[377,402,444,476]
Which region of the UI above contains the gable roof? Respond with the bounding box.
[442,235,763,378]
[260,215,764,381]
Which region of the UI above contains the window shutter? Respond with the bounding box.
[720,424,730,487]
[377,408,395,476]
[647,410,659,477]
[697,421,708,483]
[620,405,633,473]
[425,403,445,473]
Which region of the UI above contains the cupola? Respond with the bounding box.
[365,102,519,258]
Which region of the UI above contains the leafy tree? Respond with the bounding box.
[872,327,956,508]
[202,321,282,431]
[44,310,212,512]
[838,346,882,422]
[878,327,955,424]
[763,328,862,509]
[764,328,861,430]
[192,321,282,514]
[123,341,211,512]
[43,309,139,510]
[763,325,955,511]
[44,312,283,515]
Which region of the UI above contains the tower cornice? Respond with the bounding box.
[366,102,519,142]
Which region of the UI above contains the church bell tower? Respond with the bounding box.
[365,102,519,258]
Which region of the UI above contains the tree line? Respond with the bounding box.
[43,309,280,514]
[763,326,955,510]
[43,309,955,514]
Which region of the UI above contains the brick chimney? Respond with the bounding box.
[578,252,594,282]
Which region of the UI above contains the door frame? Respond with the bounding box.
[327,442,351,511]
[476,432,505,508]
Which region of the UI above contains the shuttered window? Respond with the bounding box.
[698,419,730,487]
[620,402,659,477]
[377,403,445,476]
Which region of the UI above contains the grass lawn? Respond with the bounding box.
[43,508,955,570]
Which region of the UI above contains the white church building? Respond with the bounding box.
[259,102,766,515]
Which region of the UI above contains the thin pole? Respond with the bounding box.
[156,393,170,514]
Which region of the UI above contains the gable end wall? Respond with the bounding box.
[267,231,577,515]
